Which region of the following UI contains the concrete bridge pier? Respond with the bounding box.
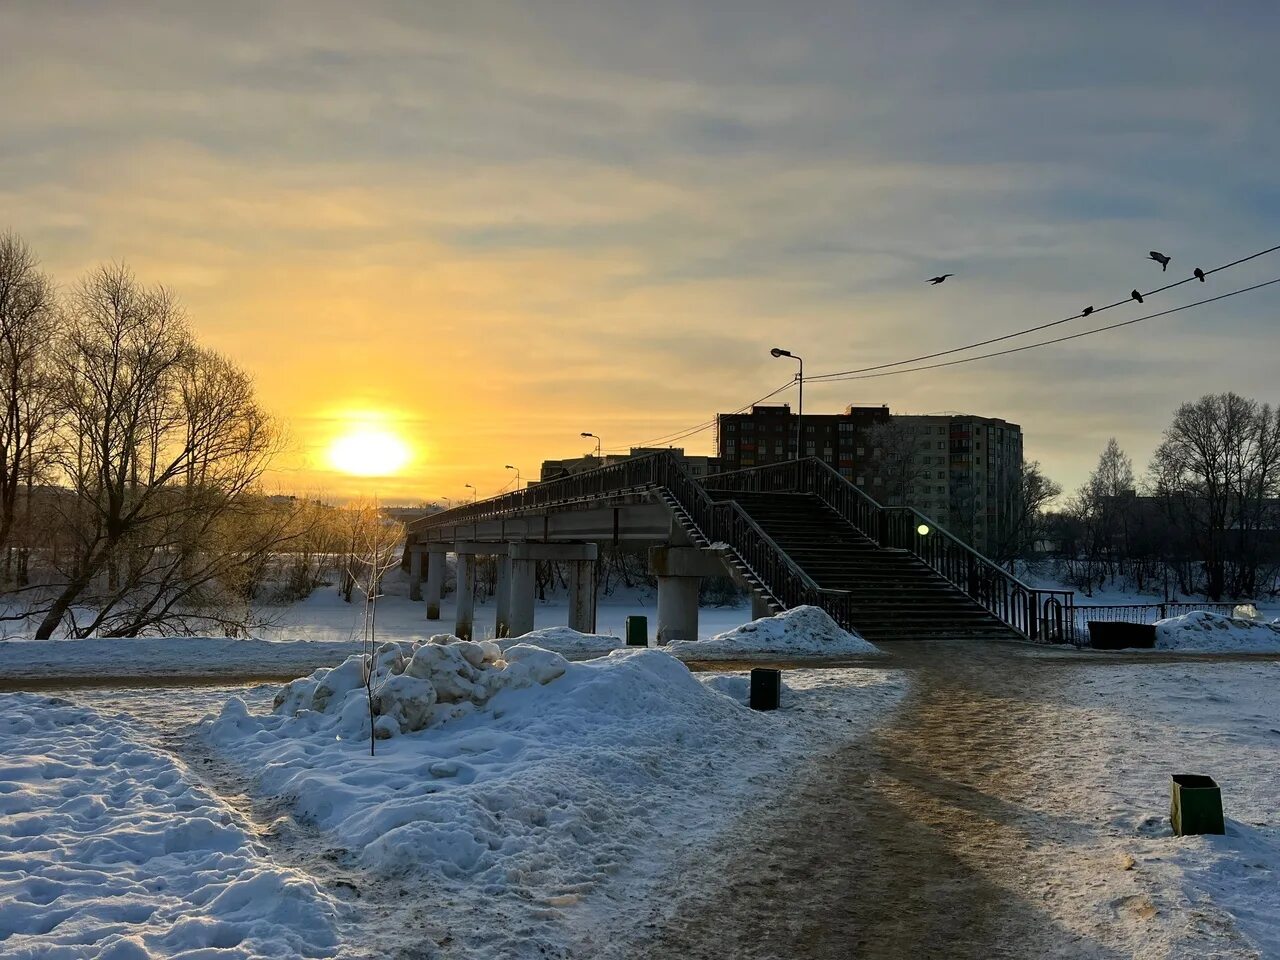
[508,542,598,639]
[494,550,513,638]
[408,547,425,602]
[751,592,773,621]
[423,543,450,620]
[509,553,538,638]
[650,546,730,645]
[568,559,597,633]
[453,542,492,640]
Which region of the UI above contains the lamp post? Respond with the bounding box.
[464,483,477,503]
[580,431,602,461]
[770,347,803,461]
[505,464,521,491]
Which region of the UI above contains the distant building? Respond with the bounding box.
[537,447,720,484]
[891,414,1023,554]
[715,404,1022,554]
[715,404,891,476]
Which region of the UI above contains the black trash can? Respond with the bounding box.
[749,668,781,711]
[1087,621,1157,650]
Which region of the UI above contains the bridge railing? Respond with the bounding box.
[704,458,1075,643]
[411,453,854,620]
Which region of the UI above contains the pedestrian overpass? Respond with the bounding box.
[405,453,1074,645]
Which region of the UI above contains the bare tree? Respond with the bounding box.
[865,420,925,507]
[991,460,1061,567]
[1149,393,1280,600]
[343,499,404,756]
[1067,438,1137,591]
[32,264,281,638]
[0,232,61,569]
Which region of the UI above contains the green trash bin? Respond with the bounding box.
[625,615,648,647]
[1170,774,1225,836]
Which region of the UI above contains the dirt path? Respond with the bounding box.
[632,644,1128,959]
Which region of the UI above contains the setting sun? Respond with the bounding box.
[328,426,411,477]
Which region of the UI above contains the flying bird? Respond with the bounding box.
[928,274,954,285]
[1194,267,1206,282]
[1148,250,1171,271]
[1082,306,1094,316]
[1131,290,1144,304]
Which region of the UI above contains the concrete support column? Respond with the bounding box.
[751,592,772,621]
[454,552,476,641]
[423,544,449,620]
[508,558,538,638]
[649,546,730,646]
[508,542,599,639]
[568,560,597,633]
[408,547,425,602]
[656,575,701,645]
[494,551,513,638]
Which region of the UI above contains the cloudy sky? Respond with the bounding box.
[2,0,1277,501]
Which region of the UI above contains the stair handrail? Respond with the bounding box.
[702,457,1075,642]
[409,452,847,618]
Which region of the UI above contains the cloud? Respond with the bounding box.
[2,0,1277,498]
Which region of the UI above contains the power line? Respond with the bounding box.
[808,242,1280,383]
[809,276,1280,382]
[606,379,795,452]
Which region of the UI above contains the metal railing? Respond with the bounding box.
[412,453,857,625]
[1069,601,1249,645]
[703,459,1076,643]
[416,454,1078,643]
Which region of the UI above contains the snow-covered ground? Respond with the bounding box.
[1029,660,1280,956]
[666,604,882,660]
[0,693,343,960]
[1154,610,1280,652]
[200,645,904,957]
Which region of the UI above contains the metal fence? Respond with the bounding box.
[1069,601,1247,645]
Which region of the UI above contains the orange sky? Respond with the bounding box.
[4,3,1278,503]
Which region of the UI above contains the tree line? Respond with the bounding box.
[0,230,410,638]
[1051,393,1280,601]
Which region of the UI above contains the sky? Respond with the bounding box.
[2,0,1278,502]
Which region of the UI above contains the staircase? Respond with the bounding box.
[712,491,1019,642]
[656,488,787,614]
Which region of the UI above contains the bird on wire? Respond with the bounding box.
[1082,306,1094,316]
[1194,267,1206,282]
[1149,250,1172,271]
[1131,289,1145,304]
[928,274,954,285]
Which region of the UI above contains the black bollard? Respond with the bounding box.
[749,668,781,711]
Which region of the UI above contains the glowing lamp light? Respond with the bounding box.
[916,523,931,536]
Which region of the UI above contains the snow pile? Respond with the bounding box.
[0,635,367,681]
[268,636,569,740]
[666,605,882,659]
[206,645,905,956]
[500,625,630,657]
[0,693,340,960]
[1154,610,1280,652]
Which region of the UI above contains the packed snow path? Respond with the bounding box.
[632,643,1274,959]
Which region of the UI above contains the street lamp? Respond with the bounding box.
[770,347,803,461]
[464,483,477,503]
[505,464,521,490]
[580,431,602,460]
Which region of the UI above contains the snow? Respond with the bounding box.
[0,635,365,681]
[203,642,904,956]
[665,605,883,659]
[499,626,629,657]
[1031,661,1280,956]
[0,692,341,959]
[1153,611,1280,652]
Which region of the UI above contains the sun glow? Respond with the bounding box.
[328,425,412,477]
